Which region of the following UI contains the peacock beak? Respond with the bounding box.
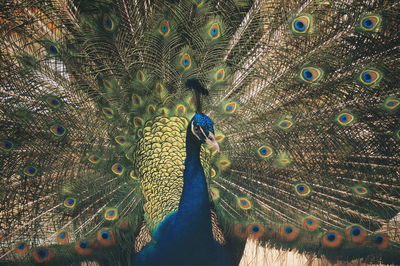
[205,132,220,152]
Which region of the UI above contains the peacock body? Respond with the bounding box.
[0,0,400,265]
[134,113,229,266]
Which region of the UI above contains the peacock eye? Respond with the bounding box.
[194,126,200,131]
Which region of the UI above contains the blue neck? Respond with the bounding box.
[175,129,213,241]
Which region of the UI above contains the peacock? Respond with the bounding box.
[0,0,399,265]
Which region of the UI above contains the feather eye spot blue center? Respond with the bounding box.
[302,69,313,80]
[101,232,110,240]
[211,28,218,37]
[260,148,267,155]
[104,19,112,28]
[251,226,260,233]
[37,248,48,258]
[339,115,348,122]
[49,45,58,54]
[241,200,247,205]
[28,167,36,174]
[117,165,123,172]
[51,99,60,105]
[18,244,25,250]
[3,141,13,149]
[183,59,189,66]
[362,72,372,82]
[327,233,336,242]
[362,18,373,28]
[59,233,65,239]
[295,20,305,31]
[108,211,115,216]
[285,226,293,234]
[351,227,361,236]
[306,219,313,225]
[56,126,65,134]
[79,241,88,249]
[161,26,168,33]
[374,235,383,244]
[68,199,74,205]
[297,185,305,192]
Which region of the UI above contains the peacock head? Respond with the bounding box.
[189,113,219,152]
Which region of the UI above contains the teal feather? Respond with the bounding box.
[0,0,399,265]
